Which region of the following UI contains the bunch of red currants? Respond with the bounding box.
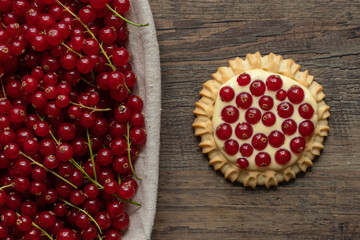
[0,0,147,239]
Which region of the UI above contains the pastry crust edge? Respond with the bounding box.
[192,52,330,188]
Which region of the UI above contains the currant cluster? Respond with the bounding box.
[216,73,315,168]
[0,0,147,239]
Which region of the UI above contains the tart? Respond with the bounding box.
[193,52,330,188]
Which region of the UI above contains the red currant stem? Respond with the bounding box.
[106,4,149,27]
[19,151,78,189]
[86,128,97,181]
[34,110,45,121]
[69,159,104,190]
[126,123,141,181]
[80,78,95,86]
[61,42,83,58]
[91,70,96,82]
[121,198,142,206]
[117,173,121,185]
[48,130,61,145]
[0,183,15,190]
[58,198,103,234]
[0,77,6,99]
[16,212,54,240]
[69,101,111,112]
[56,0,117,72]
[1,23,6,29]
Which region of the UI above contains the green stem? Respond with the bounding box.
[80,78,95,86]
[61,42,83,58]
[122,198,142,206]
[86,128,97,181]
[106,4,149,27]
[35,110,44,121]
[0,77,6,98]
[69,159,104,189]
[0,183,14,190]
[126,123,141,181]
[59,198,102,234]
[117,173,121,185]
[56,0,116,71]
[16,213,54,240]
[19,151,77,189]
[48,130,61,145]
[70,101,112,112]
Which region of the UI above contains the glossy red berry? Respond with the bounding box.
[235,122,253,140]
[130,127,147,145]
[114,0,130,14]
[287,85,305,104]
[33,121,50,137]
[223,139,239,156]
[277,102,294,118]
[104,179,118,194]
[107,201,125,219]
[215,123,232,140]
[239,143,253,157]
[251,133,268,151]
[259,95,274,110]
[80,111,96,128]
[237,73,251,86]
[57,123,76,141]
[70,190,85,205]
[56,143,74,162]
[79,6,97,23]
[276,89,287,101]
[90,0,108,9]
[8,106,26,124]
[249,80,266,96]
[107,71,125,90]
[281,119,297,135]
[94,212,111,230]
[299,120,315,137]
[268,130,285,148]
[236,92,252,109]
[262,112,276,127]
[275,149,292,165]
[112,47,129,67]
[266,75,282,91]
[255,152,271,167]
[39,211,56,229]
[290,136,306,153]
[236,158,249,168]
[113,156,130,174]
[16,214,32,232]
[56,228,76,240]
[117,181,136,200]
[126,95,143,113]
[219,86,235,102]
[99,27,117,44]
[245,108,261,124]
[299,103,314,119]
[21,75,38,93]
[221,106,239,123]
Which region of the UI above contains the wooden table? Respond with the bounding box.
[149,0,360,239]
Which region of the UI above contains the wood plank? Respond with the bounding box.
[150,0,360,239]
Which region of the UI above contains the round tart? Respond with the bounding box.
[193,52,330,188]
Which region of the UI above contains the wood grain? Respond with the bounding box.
[149,0,360,239]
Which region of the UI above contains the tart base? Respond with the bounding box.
[193,52,330,188]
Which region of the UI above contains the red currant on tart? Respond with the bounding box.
[194,52,330,188]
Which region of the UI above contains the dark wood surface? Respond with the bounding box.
[149,0,360,239]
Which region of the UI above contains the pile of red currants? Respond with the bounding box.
[0,0,147,239]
